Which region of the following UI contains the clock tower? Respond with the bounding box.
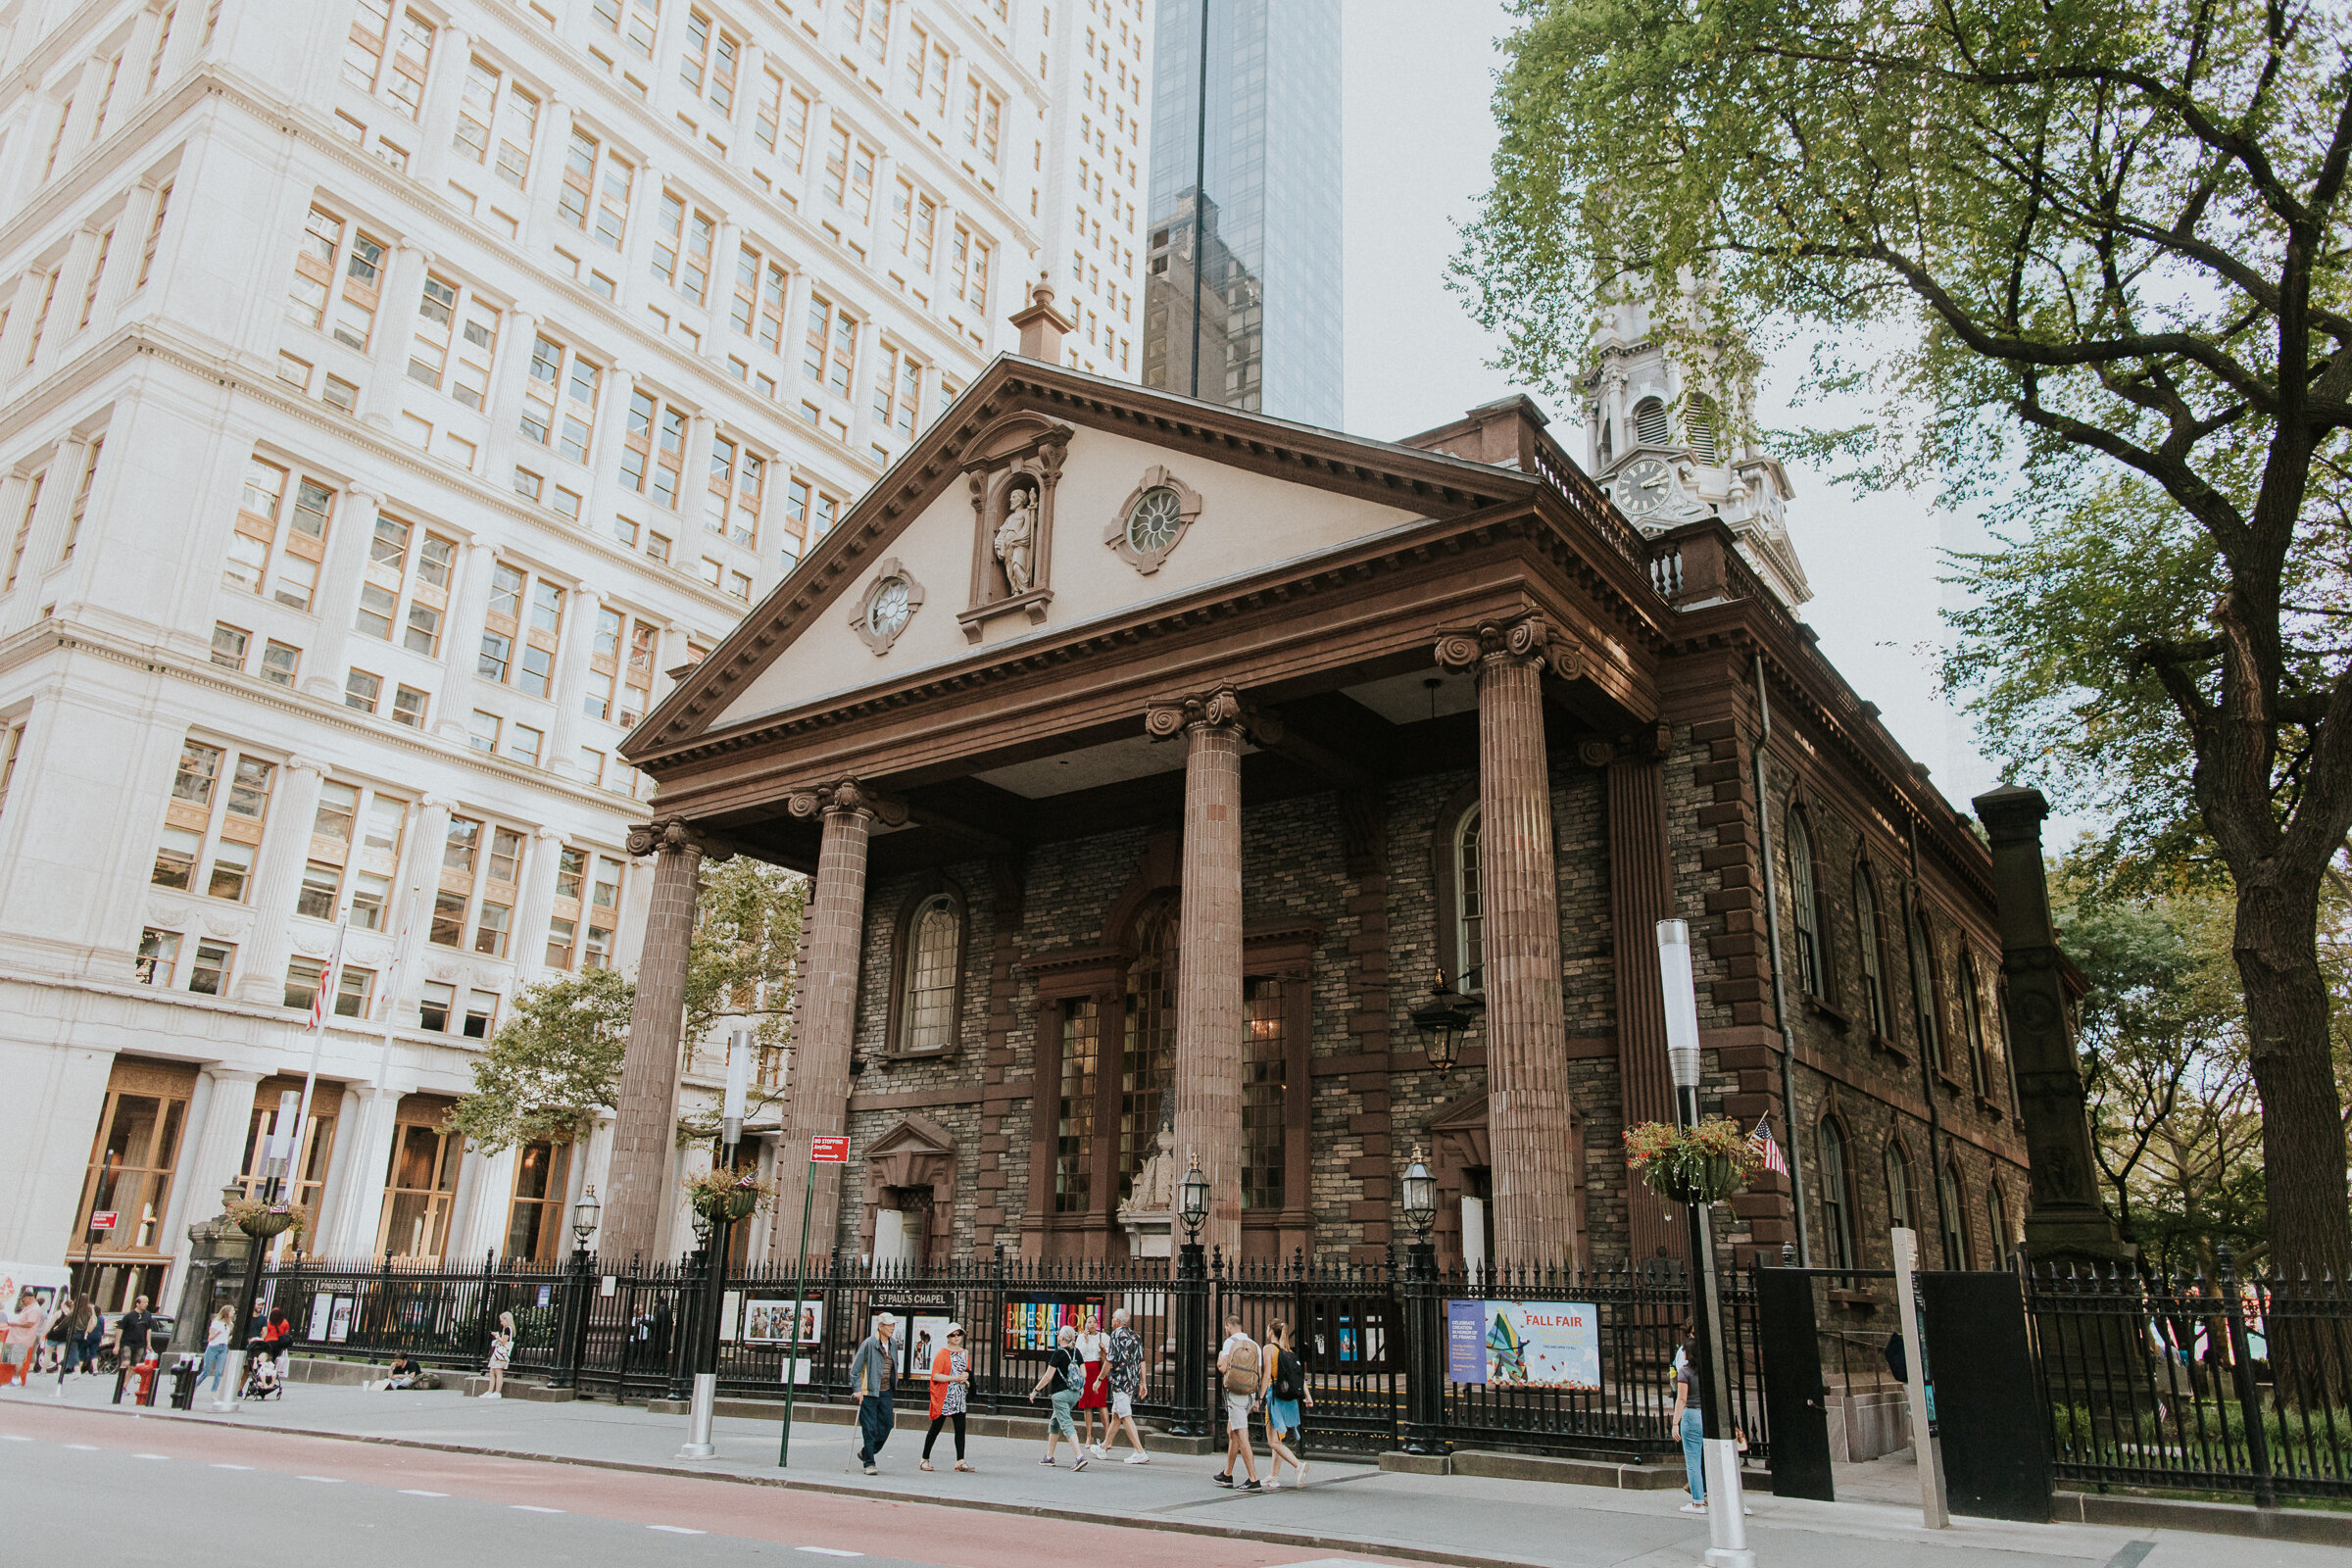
[1583,290,1812,609]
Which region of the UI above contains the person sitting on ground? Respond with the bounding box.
[1027,1323,1089,1470]
[919,1323,974,1473]
[1215,1313,1263,1492]
[380,1351,423,1391]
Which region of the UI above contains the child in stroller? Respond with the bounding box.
[240,1340,283,1399]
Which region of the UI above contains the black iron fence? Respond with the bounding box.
[2028,1250,2352,1504]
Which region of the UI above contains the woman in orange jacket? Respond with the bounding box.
[919,1324,974,1472]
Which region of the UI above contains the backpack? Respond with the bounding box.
[1222,1337,1260,1396]
[1271,1348,1300,1402]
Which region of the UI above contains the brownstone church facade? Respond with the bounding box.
[610,318,2030,1278]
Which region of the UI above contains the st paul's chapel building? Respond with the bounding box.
[609,294,2031,1278]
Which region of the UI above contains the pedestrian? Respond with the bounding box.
[1213,1312,1263,1491]
[1259,1318,1310,1489]
[40,1294,74,1375]
[264,1306,294,1382]
[1102,1305,1151,1463]
[76,1300,105,1376]
[117,1295,159,1371]
[60,1293,96,1375]
[484,1309,514,1398]
[848,1312,900,1475]
[2,1288,41,1387]
[919,1323,975,1473]
[380,1351,423,1391]
[1673,1325,1705,1513]
[199,1304,234,1393]
[1074,1308,1109,1455]
[1026,1323,1088,1469]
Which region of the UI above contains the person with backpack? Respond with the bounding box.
[1259,1318,1311,1489]
[1025,1322,1090,1469]
[1213,1313,1264,1491]
[1101,1306,1152,1463]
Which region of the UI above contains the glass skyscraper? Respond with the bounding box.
[1143,0,1343,427]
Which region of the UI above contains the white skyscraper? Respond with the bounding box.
[0,0,1146,1311]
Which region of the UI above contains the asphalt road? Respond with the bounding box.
[0,1401,1416,1568]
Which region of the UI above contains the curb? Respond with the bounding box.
[20,1397,1547,1568]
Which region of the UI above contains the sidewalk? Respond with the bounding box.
[2,1371,2333,1568]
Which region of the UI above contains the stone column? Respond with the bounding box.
[1145,689,1251,1263]
[549,584,602,772]
[603,817,728,1263]
[322,1085,401,1257]
[1972,785,2132,1266]
[1439,619,1580,1265]
[302,485,380,700]
[434,540,501,744]
[774,780,898,1264]
[1598,737,1685,1264]
[232,755,328,1004]
[514,825,569,979]
[166,1067,262,1288]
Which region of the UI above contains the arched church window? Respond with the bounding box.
[1959,951,1991,1099]
[1854,863,1891,1037]
[1939,1158,1971,1270]
[899,893,961,1054]
[1595,408,1613,464]
[1909,910,1944,1072]
[1117,896,1180,1202]
[1885,1137,1914,1232]
[1987,1180,2014,1262]
[1054,998,1100,1213]
[1633,396,1671,447]
[1817,1115,1856,1270]
[1242,978,1286,1210]
[1787,807,1824,997]
[1454,804,1484,994]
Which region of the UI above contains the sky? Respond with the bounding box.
[1336,0,2016,821]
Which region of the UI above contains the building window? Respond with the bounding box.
[467,710,501,753]
[77,1063,194,1255]
[210,622,250,670]
[1116,897,1179,1202]
[1885,1138,1914,1233]
[418,980,456,1031]
[453,56,539,188]
[283,956,328,1011]
[1242,977,1285,1210]
[1816,1116,1855,1270]
[287,206,385,348]
[188,940,233,996]
[152,739,273,903]
[344,668,381,712]
[1939,1160,1971,1270]
[652,191,715,303]
[295,860,342,921]
[1853,863,1890,1038]
[1909,911,1944,1072]
[620,390,688,505]
[1959,952,1993,1100]
[1453,805,1484,994]
[896,893,961,1054]
[519,332,602,463]
[1787,807,1827,997]
[505,1140,572,1261]
[377,1116,460,1261]
[803,293,857,397]
[557,126,633,250]
[706,436,764,547]
[1053,998,1100,1213]
[1632,396,1670,446]
[235,1087,337,1241]
[391,685,428,728]
[259,641,300,687]
[1987,1181,2013,1262]
[135,928,181,986]
[226,457,335,611]
[410,271,499,409]
[465,989,499,1038]
[343,0,435,119]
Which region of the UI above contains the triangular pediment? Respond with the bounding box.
[622,358,1529,765]
[864,1113,956,1159]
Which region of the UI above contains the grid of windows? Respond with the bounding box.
[731,244,790,351]
[653,192,715,304]
[410,272,499,409]
[343,0,436,120]
[679,10,739,114]
[152,738,273,904]
[519,333,602,463]
[1054,998,1100,1214]
[288,206,384,349]
[453,57,539,188]
[353,511,455,657]
[478,560,565,701]
[224,458,334,611]
[704,436,763,548]
[1242,977,1286,1210]
[557,127,635,251]
[432,813,526,960]
[621,390,688,506]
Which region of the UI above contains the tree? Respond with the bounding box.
[1455,0,2352,1274]
[452,859,807,1152]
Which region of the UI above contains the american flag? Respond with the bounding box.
[308,923,347,1034]
[1750,1117,1789,1177]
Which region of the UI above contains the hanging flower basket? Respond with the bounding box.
[684,1168,768,1223]
[226,1199,304,1240]
[1623,1118,1761,1206]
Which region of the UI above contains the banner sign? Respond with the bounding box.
[88,1211,118,1231]
[809,1135,850,1163]
[1446,1299,1601,1390]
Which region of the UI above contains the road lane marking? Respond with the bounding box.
[1,1434,30,1442]
[131,1453,169,1460]
[797,1550,863,1558]
[399,1490,447,1497]
[211,1463,254,1470]
[294,1475,345,1483]
[649,1525,707,1534]
[513,1504,564,1513]
[64,1444,98,1450]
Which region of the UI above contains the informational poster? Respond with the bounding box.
[327,1296,354,1343]
[869,1294,956,1378]
[1446,1299,1600,1390]
[900,1314,956,1380]
[307,1295,334,1342]
[741,1298,823,1345]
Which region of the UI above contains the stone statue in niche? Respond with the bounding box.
[993,483,1039,595]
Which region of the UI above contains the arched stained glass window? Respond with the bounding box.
[1455,804,1484,994]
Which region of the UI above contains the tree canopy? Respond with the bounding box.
[1456,0,2352,1271]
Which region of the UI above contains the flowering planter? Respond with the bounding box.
[233,1205,300,1239]
[691,1186,760,1224]
[1644,1152,1740,1206]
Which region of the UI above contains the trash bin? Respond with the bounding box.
[168,1359,199,1411]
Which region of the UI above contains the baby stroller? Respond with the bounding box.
[240,1342,283,1400]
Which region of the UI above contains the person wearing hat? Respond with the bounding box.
[919,1323,975,1472]
[848,1312,900,1474]
[1027,1323,1090,1469]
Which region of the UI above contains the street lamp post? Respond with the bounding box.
[682,1032,753,1458]
[551,1186,600,1392]
[59,1152,119,1398]
[213,1095,298,1413]
[1174,1152,1210,1436]
[1399,1145,1443,1453]
[1657,919,1755,1568]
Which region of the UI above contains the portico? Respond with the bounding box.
[612,352,2030,1277]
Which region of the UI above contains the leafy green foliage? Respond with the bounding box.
[450,860,808,1152]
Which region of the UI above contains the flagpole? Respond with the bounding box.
[281,921,347,1259]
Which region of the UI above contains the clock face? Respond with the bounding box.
[1126,486,1184,553]
[868,577,912,638]
[1617,457,1673,516]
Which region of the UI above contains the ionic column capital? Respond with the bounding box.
[1435,615,1588,681]
[783,778,906,826]
[1142,686,1283,745]
[624,814,738,861]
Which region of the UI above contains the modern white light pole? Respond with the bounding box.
[1658,919,1756,1568]
[680,1030,754,1459]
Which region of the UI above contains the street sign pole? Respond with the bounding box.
[778,1134,848,1468]
[61,1155,117,1396]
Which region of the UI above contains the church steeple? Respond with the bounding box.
[1582,285,1812,609]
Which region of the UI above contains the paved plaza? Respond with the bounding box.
[3,1374,2336,1568]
